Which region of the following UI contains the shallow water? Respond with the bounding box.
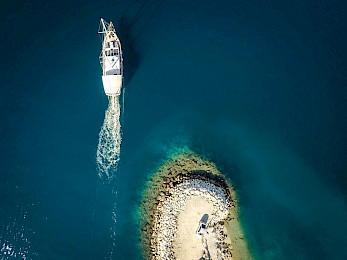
[1,0,346,259]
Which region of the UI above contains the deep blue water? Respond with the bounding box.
[0,0,346,259]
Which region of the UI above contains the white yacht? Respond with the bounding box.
[98,18,123,96]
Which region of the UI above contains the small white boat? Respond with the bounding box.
[98,18,123,96]
[196,214,209,237]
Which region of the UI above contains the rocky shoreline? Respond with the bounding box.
[139,150,252,259]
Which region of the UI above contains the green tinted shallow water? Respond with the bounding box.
[1,0,346,259]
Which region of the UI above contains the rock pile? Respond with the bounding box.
[150,178,232,259]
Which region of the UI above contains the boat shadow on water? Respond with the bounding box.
[118,0,164,85]
[117,17,140,85]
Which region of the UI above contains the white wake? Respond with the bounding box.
[96,96,122,181]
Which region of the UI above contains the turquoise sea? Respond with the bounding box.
[1,0,346,259]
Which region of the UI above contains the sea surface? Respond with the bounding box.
[0,0,346,259]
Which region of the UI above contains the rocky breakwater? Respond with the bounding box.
[139,150,252,260]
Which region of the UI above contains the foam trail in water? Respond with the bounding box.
[96,96,122,181]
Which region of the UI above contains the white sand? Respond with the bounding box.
[174,197,214,260]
